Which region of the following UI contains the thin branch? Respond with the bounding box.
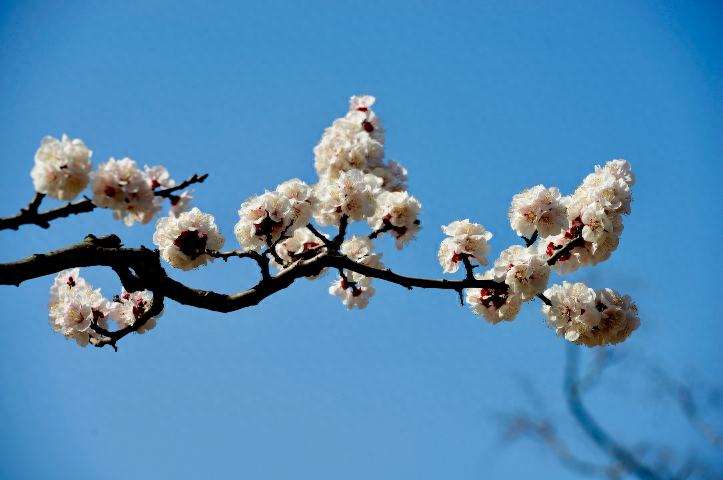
[306,224,335,250]
[206,249,271,281]
[90,292,165,351]
[505,415,609,477]
[520,230,538,248]
[461,256,477,280]
[565,344,662,480]
[537,293,552,306]
[153,173,208,198]
[368,224,394,240]
[0,234,508,315]
[548,235,585,266]
[333,215,349,247]
[0,173,208,231]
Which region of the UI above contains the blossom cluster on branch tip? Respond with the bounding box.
[47,269,162,347]
[31,135,93,201]
[541,281,640,347]
[457,159,638,346]
[438,220,493,273]
[153,207,225,271]
[29,134,194,225]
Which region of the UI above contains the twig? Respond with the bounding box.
[520,230,538,248]
[307,224,335,250]
[0,172,208,231]
[547,235,585,266]
[206,249,271,281]
[333,215,349,247]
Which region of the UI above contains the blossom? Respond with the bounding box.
[31,134,93,201]
[271,227,328,275]
[145,165,175,190]
[595,288,640,345]
[465,270,522,324]
[492,245,551,301]
[438,220,493,273]
[368,191,422,250]
[47,269,116,347]
[90,157,163,226]
[234,191,292,252]
[508,185,567,238]
[154,207,225,271]
[276,179,318,229]
[115,288,164,334]
[169,190,194,218]
[314,170,381,227]
[541,282,601,345]
[329,277,376,310]
[340,235,385,286]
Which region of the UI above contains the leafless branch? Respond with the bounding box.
[0,173,208,231]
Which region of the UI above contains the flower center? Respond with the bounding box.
[174,230,209,260]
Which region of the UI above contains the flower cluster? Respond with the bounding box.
[367,191,422,250]
[438,220,493,273]
[234,179,316,252]
[542,160,635,274]
[508,185,567,238]
[271,227,329,277]
[47,269,162,347]
[465,270,522,324]
[31,135,93,201]
[314,95,408,193]
[329,236,385,310]
[541,281,639,347]
[154,207,226,271]
[90,159,193,226]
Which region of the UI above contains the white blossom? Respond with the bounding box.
[595,288,640,345]
[154,207,225,271]
[340,235,385,286]
[508,185,567,238]
[234,191,292,252]
[90,157,162,226]
[493,245,551,301]
[169,190,194,218]
[276,179,318,230]
[368,191,422,250]
[314,169,381,227]
[329,277,376,310]
[465,270,522,324]
[115,288,164,334]
[271,227,328,276]
[438,220,493,273]
[31,134,93,201]
[541,282,601,345]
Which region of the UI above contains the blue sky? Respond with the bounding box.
[0,1,721,478]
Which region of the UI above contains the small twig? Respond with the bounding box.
[153,173,209,198]
[263,220,295,265]
[333,215,349,247]
[520,230,539,248]
[206,249,271,281]
[547,235,585,266]
[0,173,208,231]
[307,224,336,250]
[368,224,394,240]
[537,293,552,306]
[461,256,477,280]
[90,292,165,351]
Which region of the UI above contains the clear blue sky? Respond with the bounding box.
[1,1,721,478]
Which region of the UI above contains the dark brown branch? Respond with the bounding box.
[206,249,271,281]
[0,173,208,231]
[153,173,209,198]
[90,292,165,351]
[333,215,349,247]
[547,235,585,266]
[0,234,508,316]
[537,293,552,306]
[0,195,95,231]
[520,230,538,248]
[368,224,394,240]
[306,224,335,250]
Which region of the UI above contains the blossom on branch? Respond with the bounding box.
[154,207,225,271]
[438,220,493,273]
[31,134,93,201]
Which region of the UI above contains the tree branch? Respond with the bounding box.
[547,235,585,266]
[0,173,208,231]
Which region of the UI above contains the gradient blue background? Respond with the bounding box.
[1,1,721,478]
